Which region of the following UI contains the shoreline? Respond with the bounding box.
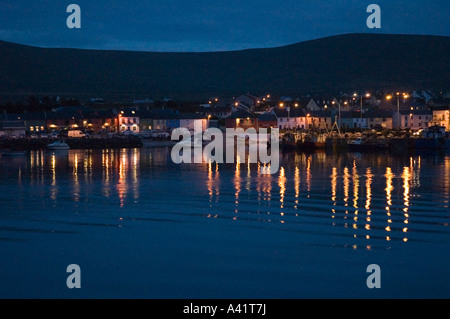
[0,136,144,151]
[1,136,449,153]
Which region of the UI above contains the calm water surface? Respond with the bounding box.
[0,148,449,298]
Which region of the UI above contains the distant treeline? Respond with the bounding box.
[0,95,80,113]
[0,94,205,113]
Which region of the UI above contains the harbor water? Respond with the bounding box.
[0,148,449,298]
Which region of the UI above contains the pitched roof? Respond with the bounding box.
[212,105,232,112]
[46,110,83,120]
[258,113,277,122]
[429,98,450,106]
[24,112,48,121]
[308,110,332,117]
[399,110,433,116]
[362,110,393,118]
[226,109,257,119]
[272,107,306,118]
[339,111,360,118]
[178,113,207,120]
[272,108,288,118]
[0,121,26,129]
[290,108,306,117]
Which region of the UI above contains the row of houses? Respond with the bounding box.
[1,104,449,138]
[0,107,208,137]
[204,91,450,132]
[225,107,450,132]
[119,109,208,132]
[207,91,450,113]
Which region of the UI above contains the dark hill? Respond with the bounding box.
[1,33,449,100]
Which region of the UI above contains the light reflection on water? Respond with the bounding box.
[1,147,450,298]
[1,148,449,251]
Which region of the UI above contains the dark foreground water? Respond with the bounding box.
[0,148,449,298]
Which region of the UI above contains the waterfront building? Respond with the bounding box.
[338,111,357,129]
[179,113,208,132]
[273,107,306,130]
[0,120,26,138]
[257,113,278,129]
[393,110,433,131]
[225,109,258,130]
[364,110,394,130]
[83,109,118,133]
[46,110,83,132]
[118,109,140,133]
[138,108,179,132]
[431,108,450,131]
[24,112,47,133]
[306,111,333,130]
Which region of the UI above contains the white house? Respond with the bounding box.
[118,109,140,133]
[179,114,208,131]
[393,110,433,130]
[273,107,306,129]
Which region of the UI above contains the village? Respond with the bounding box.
[0,90,449,152]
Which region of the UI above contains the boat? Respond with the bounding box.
[1,150,26,157]
[280,132,298,150]
[348,137,388,151]
[349,137,364,146]
[47,140,70,150]
[298,133,326,151]
[414,125,450,150]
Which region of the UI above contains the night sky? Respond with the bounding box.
[0,1,449,52]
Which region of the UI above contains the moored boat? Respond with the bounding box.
[47,140,70,150]
[348,137,388,151]
[414,125,450,150]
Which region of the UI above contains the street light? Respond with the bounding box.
[355,92,371,131]
[387,92,409,130]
